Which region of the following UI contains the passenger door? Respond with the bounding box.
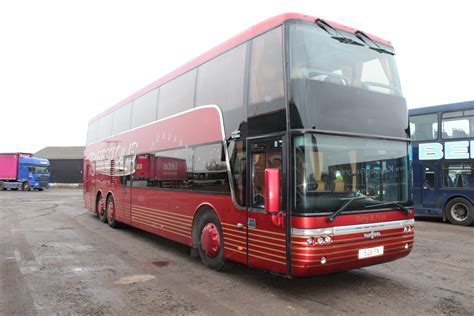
[422,163,437,207]
[246,137,288,275]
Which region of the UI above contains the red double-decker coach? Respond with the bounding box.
[84,13,414,277]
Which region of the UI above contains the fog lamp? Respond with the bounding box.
[320,256,327,264]
[404,243,409,250]
[324,236,332,244]
[317,237,324,245]
[306,237,314,246]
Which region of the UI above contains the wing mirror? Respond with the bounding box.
[265,168,284,226]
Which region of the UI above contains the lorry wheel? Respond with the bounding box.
[445,197,474,226]
[196,211,227,271]
[0,182,4,190]
[21,182,30,191]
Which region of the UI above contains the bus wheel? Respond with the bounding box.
[107,196,120,229]
[196,212,226,271]
[97,194,107,223]
[445,198,474,226]
[21,182,30,191]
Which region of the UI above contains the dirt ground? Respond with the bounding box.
[0,189,473,315]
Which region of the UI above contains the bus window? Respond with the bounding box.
[423,165,435,189]
[157,70,196,119]
[195,43,247,138]
[230,140,246,206]
[442,163,474,188]
[119,156,134,187]
[98,111,114,141]
[442,110,473,139]
[112,102,132,135]
[248,26,286,136]
[251,147,282,209]
[409,114,438,141]
[131,89,159,129]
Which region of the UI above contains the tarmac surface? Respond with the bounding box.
[0,189,473,315]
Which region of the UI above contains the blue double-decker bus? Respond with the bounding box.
[409,101,474,225]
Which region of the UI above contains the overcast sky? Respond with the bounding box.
[1,0,473,153]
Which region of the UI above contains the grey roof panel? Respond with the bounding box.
[34,146,85,160]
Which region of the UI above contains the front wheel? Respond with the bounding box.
[445,197,474,226]
[196,212,226,271]
[21,182,30,191]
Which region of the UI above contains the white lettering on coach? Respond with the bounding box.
[419,141,474,160]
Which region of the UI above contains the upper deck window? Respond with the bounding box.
[113,102,132,135]
[195,43,247,137]
[98,112,114,140]
[289,22,401,96]
[409,113,438,141]
[288,21,407,139]
[131,89,159,129]
[86,120,99,144]
[442,110,474,139]
[157,70,196,120]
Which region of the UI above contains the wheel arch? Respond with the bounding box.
[441,194,474,221]
[95,190,104,209]
[191,202,223,248]
[106,191,116,204]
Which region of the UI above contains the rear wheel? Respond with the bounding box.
[107,196,120,228]
[445,197,474,226]
[96,194,107,223]
[196,212,226,271]
[21,182,30,191]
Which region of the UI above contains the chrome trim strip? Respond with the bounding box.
[292,219,415,236]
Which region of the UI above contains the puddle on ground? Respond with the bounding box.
[151,261,169,267]
[115,274,156,285]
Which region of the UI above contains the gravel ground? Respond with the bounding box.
[0,189,473,315]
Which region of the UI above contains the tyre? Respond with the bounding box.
[106,196,120,229]
[196,211,226,270]
[0,182,4,190]
[21,182,30,191]
[445,197,474,226]
[96,194,107,223]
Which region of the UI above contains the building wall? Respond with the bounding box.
[50,159,83,183]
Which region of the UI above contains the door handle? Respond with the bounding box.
[236,223,244,229]
[423,186,428,189]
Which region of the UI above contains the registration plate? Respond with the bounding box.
[358,246,384,259]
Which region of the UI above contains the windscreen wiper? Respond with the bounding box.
[315,19,364,47]
[327,195,375,223]
[354,30,394,55]
[365,201,410,214]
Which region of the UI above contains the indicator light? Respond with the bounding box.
[317,237,324,245]
[324,236,332,244]
[404,243,409,249]
[306,237,314,245]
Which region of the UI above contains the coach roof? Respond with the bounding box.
[90,12,393,123]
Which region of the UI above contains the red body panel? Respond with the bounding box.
[291,212,414,277]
